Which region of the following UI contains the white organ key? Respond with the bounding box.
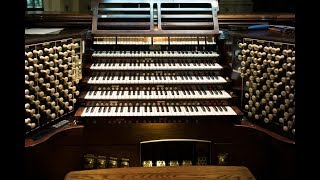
[168,106,175,116]
[216,106,226,116]
[110,106,116,116]
[84,91,91,99]
[209,106,221,116]
[194,106,203,116]
[127,106,133,117]
[202,106,211,116]
[123,106,129,116]
[97,107,105,116]
[123,91,129,99]
[82,107,91,117]
[90,107,98,117]
[179,106,186,116]
[150,91,156,99]
[138,106,143,116]
[225,106,237,115]
[151,106,158,116]
[97,91,103,99]
[175,106,183,116]
[94,107,102,116]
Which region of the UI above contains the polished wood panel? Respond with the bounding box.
[25,12,295,28]
[24,122,296,180]
[65,166,256,180]
[25,125,84,148]
[236,121,295,144]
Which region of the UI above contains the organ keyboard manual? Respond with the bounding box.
[74,0,242,123]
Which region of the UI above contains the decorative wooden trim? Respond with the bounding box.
[25,125,84,148]
[25,12,295,28]
[235,121,295,144]
[231,106,243,116]
[75,107,85,117]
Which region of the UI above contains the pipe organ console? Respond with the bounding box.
[24,1,296,180]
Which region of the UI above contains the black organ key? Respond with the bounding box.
[173,106,177,112]
[177,106,182,112]
[165,106,169,112]
[189,106,194,112]
[213,106,218,112]
[222,106,228,111]
[202,90,207,95]
[194,106,198,112]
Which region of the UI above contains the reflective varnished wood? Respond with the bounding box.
[235,121,295,144]
[65,166,256,180]
[25,124,84,148]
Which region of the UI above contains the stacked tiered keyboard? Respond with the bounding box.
[74,0,241,124]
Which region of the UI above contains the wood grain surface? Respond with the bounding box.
[25,125,84,148]
[65,166,255,180]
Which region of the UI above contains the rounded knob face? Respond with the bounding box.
[50,113,56,119]
[28,123,36,129]
[25,103,30,109]
[25,118,31,124]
